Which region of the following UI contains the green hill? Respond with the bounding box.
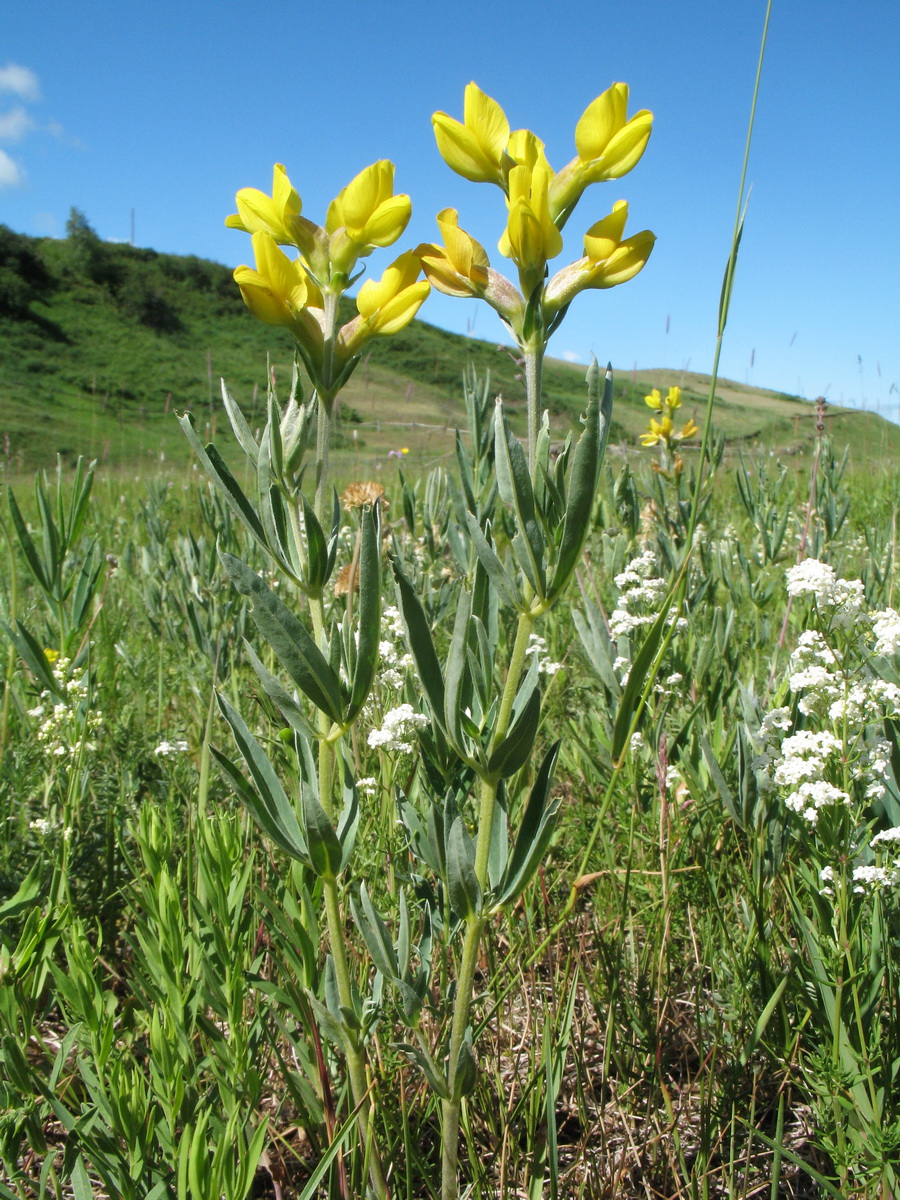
[2,220,898,477]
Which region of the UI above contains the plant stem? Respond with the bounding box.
[441,608,535,1200]
[524,341,543,482]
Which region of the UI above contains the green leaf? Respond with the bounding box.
[396,1043,450,1100]
[487,658,541,779]
[493,402,545,598]
[221,381,259,463]
[3,619,62,698]
[300,493,330,594]
[347,504,382,722]
[444,794,481,920]
[391,556,445,728]
[221,551,344,724]
[351,885,398,980]
[300,777,343,879]
[7,486,50,592]
[547,361,612,601]
[494,741,562,908]
[213,692,309,861]
[243,640,317,738]
[444,588,473,753]
[178,412,268,546]
[464,513,521,609]
[611,599,677,765]
[451,1031,477,1101]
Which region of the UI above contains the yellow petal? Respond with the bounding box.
[365,280,430,335]
[463,82,510,165]
[645,389,662,410]
[328,160,394,234]
[666,386,682,411]
[356,251,423,318]
[575,83,629,161]
[584,201,630,263]
[361,194,412,247]
[233,266,293,327]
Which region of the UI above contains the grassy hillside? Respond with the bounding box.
[2,221,898,476]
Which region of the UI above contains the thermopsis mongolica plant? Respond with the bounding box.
[182,81,655,1200]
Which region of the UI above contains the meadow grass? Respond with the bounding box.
[2,421,900,1199]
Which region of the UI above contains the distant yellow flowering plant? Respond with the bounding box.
[640,385,698,476]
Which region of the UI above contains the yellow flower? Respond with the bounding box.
[498,133,563,284]
[233,232,326,373]
[327,161,412,273]
[339,252,430,356]
[226,163,305,246]
[640,415,674,446]
[432,82,510,186]
[44,648,59,664]
[645,388,663,411]
[416,208,490,298]
[549,84,653,225]
[679,418,698,440]
[543,201,654,318]
[645,385,682,413]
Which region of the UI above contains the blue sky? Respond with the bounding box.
[3,0,898,416]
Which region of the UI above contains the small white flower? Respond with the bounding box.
[154,739,189,756]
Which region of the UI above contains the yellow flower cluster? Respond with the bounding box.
[639,386,698,447]
[226,162,429,402]
[420,82,655,334]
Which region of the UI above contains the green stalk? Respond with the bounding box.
[441,610,535,1200]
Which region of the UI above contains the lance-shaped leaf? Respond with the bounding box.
[464,513,521,609]
[487,685,541,779]
[346,504,382,723]
[243,640,317,738]
[487,784,509,892]
[611,598,675,765]
[3,619,63,699]
[546,361,612,602]
[221,551,344,725]
[351,884,399,981]
[337,752,361,871]
[444,587,473,752]
[493,740,562,908]
[7,488,50,593]
[300,493,330,595]
[444,793,481,920]
[391,557,446,727]
[213,692,308,861]
[221,380,259,464]
[451,1030,477,1101]
[397,1043,450,1099]
[300,778,343,880]
[178,412,268,547]
[493,401,546,598]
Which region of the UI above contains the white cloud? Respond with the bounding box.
[0,63,40,102]
[0,106,34,144]
[0,148,24,188]
[562,350,582,363]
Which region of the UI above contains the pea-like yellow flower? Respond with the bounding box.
[549,84,653,225]
[326,161,412,274]
[645,386,682,413]
[543,201,655,319]
[640,415,674,446]
[416,208,490,298]
[233,232,325,367]
[498,133,563,287]
[226,163,305,246]
[432,82,510,186]
[339,251,430,357]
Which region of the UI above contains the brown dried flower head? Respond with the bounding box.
[341,481,387,509]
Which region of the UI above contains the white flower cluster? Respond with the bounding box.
[367,704,429,754]
[154,739,189,756]
[609,549,686,638]
[525,634,563,676]
[820,862,900,896]
[871,608,900,657]
[356,776,378,797]
[377,605,414,691]
[27,658,99,759]
[785,559,865,629]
